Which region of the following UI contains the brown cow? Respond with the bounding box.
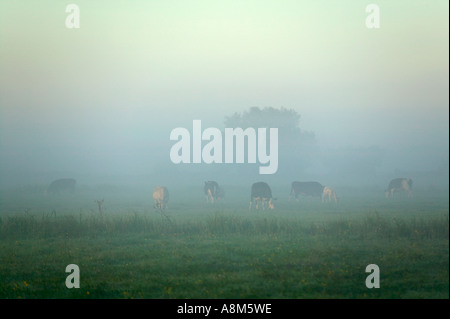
[153,186,169,209]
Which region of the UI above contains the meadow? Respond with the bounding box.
[0,184,448,299]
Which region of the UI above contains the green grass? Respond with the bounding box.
[0,187,448,299]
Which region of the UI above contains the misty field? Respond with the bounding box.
[0,185,448,299]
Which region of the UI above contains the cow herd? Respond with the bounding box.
[151,177,413,211]
[45,177,414,211]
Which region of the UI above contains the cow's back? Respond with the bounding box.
[251,182,272,199]
[388,178,403,190]
[291,181,324,197]
[388,178,412,190]
[47,178,76,194]
[153,186,168,200]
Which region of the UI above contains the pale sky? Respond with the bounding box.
[0,1,448,186]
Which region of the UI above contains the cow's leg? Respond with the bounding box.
[386,189,393,198]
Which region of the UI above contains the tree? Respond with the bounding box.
[225,106,314,141]
[224,107,317,177]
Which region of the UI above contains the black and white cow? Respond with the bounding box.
[204,181,219,203]
[249,182,274,210]
[385,178,413,198]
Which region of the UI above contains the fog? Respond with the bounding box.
[0,1,448,195]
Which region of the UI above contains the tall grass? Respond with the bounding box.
[1,211,448,241]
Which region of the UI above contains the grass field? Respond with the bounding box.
[0,185,448,299]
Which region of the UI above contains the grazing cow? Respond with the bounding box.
[204,181,219,203]
[385,178,413,198]
[322,186,338,203]
[289,181,324,201]
[46,178,76,195]
[249,182,274,210]
[153,186,169,209]
[216,186,225,201]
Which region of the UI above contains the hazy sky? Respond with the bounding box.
[0,1,448,186]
